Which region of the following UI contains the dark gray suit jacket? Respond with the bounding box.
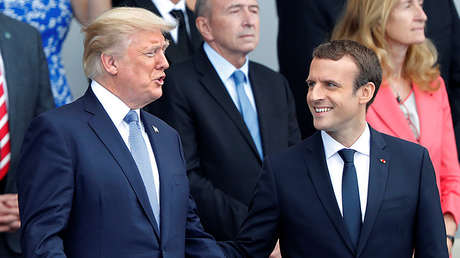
[0,13,54,254]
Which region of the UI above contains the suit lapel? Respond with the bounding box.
[356,128,389,256]
[369,82,416,141]
[194,50,261,161]
[141,111,174,244]
[84,89,160,240]
[0,25,18,138]
[248,62,270,155]
[304,133,355,253]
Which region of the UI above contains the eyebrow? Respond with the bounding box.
[225,3,259,11]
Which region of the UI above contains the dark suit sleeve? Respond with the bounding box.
[17,115,73,258]
[163,73,249,237]
[170,134,225,257]
[185,196,227,258]
[34,30,55,115]
[414,148,449,258]
[220,158,280,258]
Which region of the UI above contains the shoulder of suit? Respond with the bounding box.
[373,129,426,154]
[266,136,312,165]
[167,57,195,73]
[249,60,288,82]
[0,14,40,38]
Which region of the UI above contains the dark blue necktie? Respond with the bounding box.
[339,148,361,249]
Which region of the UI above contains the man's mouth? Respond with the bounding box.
[154,75,166,85]
[314,107,332,113]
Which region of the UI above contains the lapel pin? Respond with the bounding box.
[4,32,11,40]
[379,158,387,164]
[152,125,159,134]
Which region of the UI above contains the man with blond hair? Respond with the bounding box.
[17,7,224,258]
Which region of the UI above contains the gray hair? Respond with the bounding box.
[195,0,211,17]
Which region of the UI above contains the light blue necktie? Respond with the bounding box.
[124,110,160,226]
[339,148,361,249]
[232,70,264,159]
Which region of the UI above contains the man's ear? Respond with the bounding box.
[358,82,376,106]
[100,53,118,75]
[196,16,213,42]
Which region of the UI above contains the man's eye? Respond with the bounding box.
[327,82,337,87]
[306,81,315,87]
[145,52,155,57]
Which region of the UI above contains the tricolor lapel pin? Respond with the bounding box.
[379,158,386,164]
[152,125,159,134]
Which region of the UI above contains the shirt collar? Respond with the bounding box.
[152,0,186,19]
[91,80,140,126]
[203,42,249,83]
[321,123,371,160]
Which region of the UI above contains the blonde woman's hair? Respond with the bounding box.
[331,0,440,91]
[82,7,174,79]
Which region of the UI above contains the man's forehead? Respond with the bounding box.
[308,57,358,80]
[217,0,259,9]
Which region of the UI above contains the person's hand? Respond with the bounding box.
[444,213,457,256]
[0,194,20,232]
[447,237,453,256]
[269,239,281,258]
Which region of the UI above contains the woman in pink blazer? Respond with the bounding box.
[332,0,460,255]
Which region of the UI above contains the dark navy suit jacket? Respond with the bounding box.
[17,89,224,258]
[221,129,448,258]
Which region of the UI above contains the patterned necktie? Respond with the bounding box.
[170,9,192,56]
[124,110,160,226]
[0,67,10,180]
[338,148,361,249]
[232,70,263,159]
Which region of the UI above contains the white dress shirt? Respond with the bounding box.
[91,80,160,200]
[321,124,371,221]
[203,42,257,111]
[152,0,190,44]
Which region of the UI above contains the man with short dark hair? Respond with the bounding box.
[221,40,448,258]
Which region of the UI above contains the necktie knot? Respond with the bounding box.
[232,70,246,87]
[124,110,139,124]
[170,9,185,22]
[339,149,356,164]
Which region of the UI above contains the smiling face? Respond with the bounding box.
[307,56,368,139]
[201,0,260,66]
[113,29,169,109]
[385,0,427,47]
